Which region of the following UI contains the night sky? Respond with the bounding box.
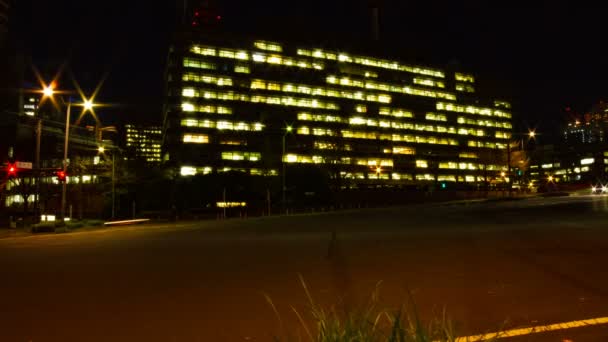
[9,0,608,142]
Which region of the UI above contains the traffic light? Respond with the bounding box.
[55,170,66,182]
[440,182,447,189]
[6,163,17,179]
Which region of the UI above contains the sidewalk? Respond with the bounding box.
[0,228,32,239]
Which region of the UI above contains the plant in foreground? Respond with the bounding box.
[265,275,496,342]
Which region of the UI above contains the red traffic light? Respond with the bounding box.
[6,164,17,178]
[56,170,66,182]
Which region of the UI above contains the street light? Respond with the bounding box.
[42,86,54,97]
[84,99,94,111]
[59,95,97,222]
[282,125,293,212]
[97,146,105,154]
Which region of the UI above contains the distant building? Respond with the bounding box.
[23,96,38,116]
[564,102,608,145]
[125,124,162,163]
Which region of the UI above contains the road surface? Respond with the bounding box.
[2,195,608,341]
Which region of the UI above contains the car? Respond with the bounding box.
[591,185,607,194]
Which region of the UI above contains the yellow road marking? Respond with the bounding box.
[455,316,608,341]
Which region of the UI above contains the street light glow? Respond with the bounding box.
[98,146,105,154]
[501,171,506,177]
[548,176,554,182]
[529,130,536,138]
[376,167,382,174]
[84,100,94,111]
[286,125,293,132]
[43,86,54,97]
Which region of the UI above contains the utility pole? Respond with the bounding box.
[282,134,286,212]
[60,99,72,222]
[507,141,512,197]
[111,151,115,219]
[34,118,41,219]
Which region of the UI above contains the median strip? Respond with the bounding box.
[455,316,608,341]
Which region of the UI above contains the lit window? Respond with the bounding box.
[182,103,195,112]
[416,160,428,168]
[235,64,250,73]
[180,166,197,176]
[455,72,475,83]
[221,151,261,162]
[253,40,282,52]
[183,134,209,144]
[392,147,415,155]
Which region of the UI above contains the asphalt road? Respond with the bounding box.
[2,195,608,341]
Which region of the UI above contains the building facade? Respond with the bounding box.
[125,124,162,163]
[163,34,513,188]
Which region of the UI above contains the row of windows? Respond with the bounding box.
[468,140,507,149]
[221,151,261,161]
[456,83,475,93]
[253,40,282,52]
[312,141,354,151]
[181,102,232,114]
[425,112,447,121]
[182,73,233,86]
[234,64,250,74]
[339,129,461,146]
[296,119,510,138]
[455,73,475,83]
[325,75,456,100]
[183,134,209,144]
[180,165,278,177]
[341,172,501,182]
[283,154,393,167]
[413,77,445,88]
[494,100,511,109]
[437,102,511,119]
[189,46,324,70]
[248,80,392,103]
[180,90,340,110]
[181,119,264,131]
[457,117,512,129]
[296,48,445,78]
[183,58,216,70]
[379,107,414,118]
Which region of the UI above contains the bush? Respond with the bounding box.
[31,223,55,233]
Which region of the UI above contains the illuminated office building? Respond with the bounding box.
[163,35,513,186]
[125,124,162,163]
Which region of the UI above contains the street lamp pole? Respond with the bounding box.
[281,125,292,213]
[60,99,72,221]
[282,133,286,211]
[111,151,115,219]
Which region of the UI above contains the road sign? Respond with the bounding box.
[16,161,33,169]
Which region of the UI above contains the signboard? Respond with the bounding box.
[16,161,33,169]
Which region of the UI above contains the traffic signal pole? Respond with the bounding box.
[60,100,71,222]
